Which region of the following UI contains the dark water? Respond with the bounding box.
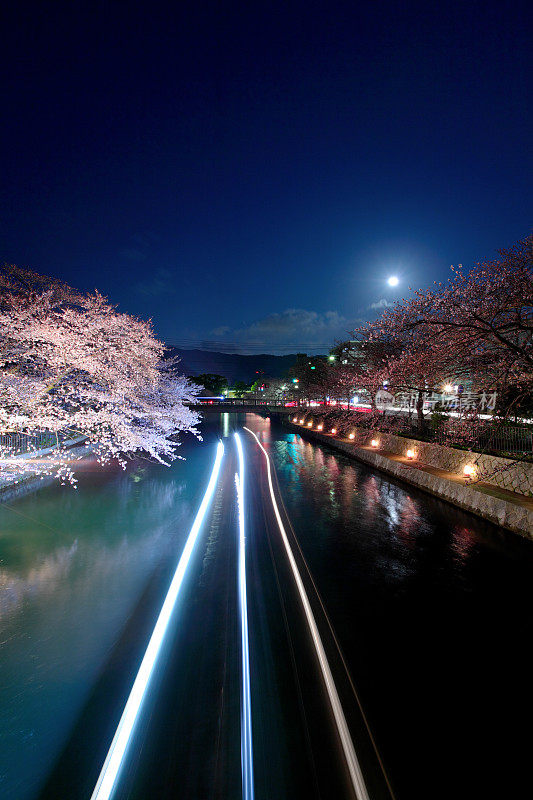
[0,426,220,800]
[265,417,533,799]
[0,412,531,799]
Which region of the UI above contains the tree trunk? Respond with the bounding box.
[416,390,426,433]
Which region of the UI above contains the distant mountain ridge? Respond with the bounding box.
[167,347,298,384]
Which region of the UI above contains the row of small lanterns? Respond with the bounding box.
[292,417,477,478]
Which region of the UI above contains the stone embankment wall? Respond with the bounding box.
[296,414,533,498]
[283,420,533,539]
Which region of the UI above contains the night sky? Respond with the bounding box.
[1,1,531,353]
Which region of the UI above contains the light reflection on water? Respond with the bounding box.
[248,419,533,800]
[222,412,230,438]
[1,414,531,800]
[0,541,79,621]
[0,434,217,800]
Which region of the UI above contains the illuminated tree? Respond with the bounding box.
[354,236,533,428]
[0,265,200,483]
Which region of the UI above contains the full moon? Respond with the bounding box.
[388,275,399,287]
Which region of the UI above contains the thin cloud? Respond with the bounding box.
[209,308,363,353]
[368,298,394,310]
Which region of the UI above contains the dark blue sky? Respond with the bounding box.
[1,1,531,353]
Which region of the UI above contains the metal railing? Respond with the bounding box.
[0,428,85,456]
[434,419,533,456]
[300,408,533,457]
[195,398,290,407]
[0,430,57,454]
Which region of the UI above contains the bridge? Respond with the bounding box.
[188,398,296,413]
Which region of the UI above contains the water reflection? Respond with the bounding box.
[1,415,531,800]
[258,424,504,592]
[451,524,478,567]
[250,418,533,800]
[397,495,421,548]
[362,475,380,523]
[222,412,230,438]
[0,541,78,621]
[0,436,217,800]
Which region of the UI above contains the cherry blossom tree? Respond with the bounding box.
[1,265,200,483]
[354,236,533,430]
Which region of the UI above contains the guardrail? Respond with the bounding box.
[0,428,85,456]
[293,408,533,458]
[0,430,57,454]
[193,398,293,407]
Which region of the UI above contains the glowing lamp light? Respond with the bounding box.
[307,421,313,427]
[331,428,337,434]
[317,424,323,431]
[443,383,453,393]
[299,418,304,424]
[406,449,415,460]
[371,439,379,448]
[463,464,476,478]
[349,433,355,439]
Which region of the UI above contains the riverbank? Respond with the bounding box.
[0,438,89,499]
[283,419,533,540]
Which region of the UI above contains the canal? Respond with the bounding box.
[0,413,531,799]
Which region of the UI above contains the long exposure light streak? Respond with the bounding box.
[234,432,255,800]
[90,441,225,800]
[243,427,370,800]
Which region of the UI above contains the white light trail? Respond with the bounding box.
[234,432,255,800]
[243,427,370,800]
[91,441,225,800]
